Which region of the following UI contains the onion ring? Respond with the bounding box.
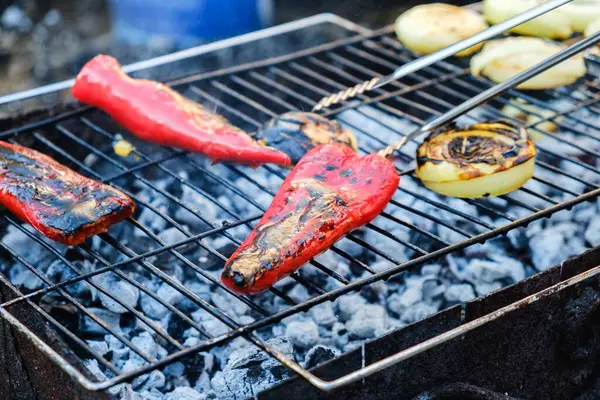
[416,120,536,198]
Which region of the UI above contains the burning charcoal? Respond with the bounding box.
[194,371,211,394]
[131,331,166,362]
[285,320,320,349]
[422,279,446,300]
[175,186,218,227]
[400,302,439,324]
[585,216,600,247]
[9,263,43,291]
[136,200,170,236]
[421,264,442,276]
[164,362,185,377]
[211,289,249,318]
[310,302,337,328]
[474,281,503,296]
[81,308,121,335]
[134,390,163,400]
[191,309,230,336]
[210,369,253,400]
[92,272,140,314]
[226,337,293,371]
[84,359,107,382]
[158,227,188,245]
[444,284,476,304]
[336,293,366,321]
[462,256,525,283]
[140,280,184,319]
[529,223,587,271]
[386,286,422,317]
[346,304,389,339]
[331,322,349,349]
[86,340,109,357]
[164,386,205,400]
[135,370,166,391]
[303,345,338,369]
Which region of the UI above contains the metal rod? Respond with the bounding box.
[377,30,600,158]
[312,0,574,111]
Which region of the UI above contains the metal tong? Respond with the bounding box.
[313,0,574,112]
[376,30,600,158]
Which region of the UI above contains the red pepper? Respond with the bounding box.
[72,55,291,166]
[0,141,135,245]
[222,143,399,294]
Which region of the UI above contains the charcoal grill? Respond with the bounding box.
[0,10,599,400]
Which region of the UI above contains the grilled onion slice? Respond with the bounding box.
[471,37,587,90]
[483,0,572,39]
[586,16,600,39]
[563,0,600,33]
[256,112,358,165]
[415,121,536,198]
[395,3,489,56]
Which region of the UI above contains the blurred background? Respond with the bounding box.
[0,0,475,98]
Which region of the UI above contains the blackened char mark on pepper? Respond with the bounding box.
[222,143,399,295]
[0,141,135,245]
[223,180,347,288]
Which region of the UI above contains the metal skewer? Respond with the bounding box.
[376,30,600,159]
[313,0,574,112]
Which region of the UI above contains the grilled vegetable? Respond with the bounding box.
[484,0,572,39]
[415,121,536,198]
[471,37,587,90]
[586,16,600,40]
[562,0,600,33]
[222,143,399,294]
[0,141,135,245]
[256,112,358,165]
[72,55,291,167]
[395,3,489,56]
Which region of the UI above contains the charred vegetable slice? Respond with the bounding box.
[222,143,399,294]
[256,112,358,165]
[415,121,536,198]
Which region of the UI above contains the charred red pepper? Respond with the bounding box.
[72,55,291,166]
[0,141,135,245]
[222,143,399,294]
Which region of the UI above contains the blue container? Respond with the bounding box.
[109,0,272,46]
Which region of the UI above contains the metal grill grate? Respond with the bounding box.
[0,19,600,393]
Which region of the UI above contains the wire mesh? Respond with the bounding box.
[0,23,599,392]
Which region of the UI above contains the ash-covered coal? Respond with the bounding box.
[0,96,598,400]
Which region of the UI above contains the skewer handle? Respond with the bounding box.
[314,0,573,112]
[377,30,600,159]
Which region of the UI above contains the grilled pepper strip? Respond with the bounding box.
[72,55,291,166]
[222,143,399,294]
[0,141,135,245]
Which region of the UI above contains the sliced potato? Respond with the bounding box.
[395,3,489,57]
[415,120,536,198]
[471,37,587,90]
